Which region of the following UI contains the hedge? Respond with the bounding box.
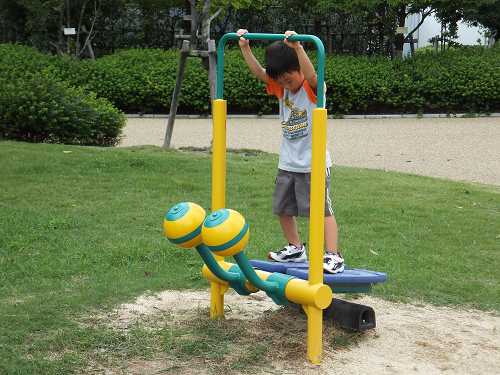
[1,43,500,117]
[0,45,126,146]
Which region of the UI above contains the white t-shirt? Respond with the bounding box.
[266,76,332,173]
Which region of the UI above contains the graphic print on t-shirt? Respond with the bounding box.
[281,97,309,141]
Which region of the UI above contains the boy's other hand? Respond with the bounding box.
[237,29,249,48]
[284,30,301,50]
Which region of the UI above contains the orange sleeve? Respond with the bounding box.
[266,76,284,100]
[302,81,318,105]
[266,76,322,105]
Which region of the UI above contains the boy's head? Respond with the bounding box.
[265,41,304,91]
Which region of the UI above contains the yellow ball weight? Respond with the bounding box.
[201,209,249,257]
[164,202,206,248]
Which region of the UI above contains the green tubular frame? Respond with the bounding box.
[216,33,326,108]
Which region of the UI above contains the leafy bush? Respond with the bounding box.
[397,47,500,113]
[0,44,126,146]
[68,48,180,113]
[225,45,500,115]
[324,54,399,113]
[1,43,500,117]
[0,73,126,146]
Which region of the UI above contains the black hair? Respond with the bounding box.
[265,41,301,81]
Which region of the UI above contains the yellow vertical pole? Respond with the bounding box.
[212,99,227,211]
[307,107,328,363]
[210,99,227,319]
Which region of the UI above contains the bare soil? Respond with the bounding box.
[94,289,500,375]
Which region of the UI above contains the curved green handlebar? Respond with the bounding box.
[217,33,326,108]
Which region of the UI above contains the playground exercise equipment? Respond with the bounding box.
[163,33,387,364]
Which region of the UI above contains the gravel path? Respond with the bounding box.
[120,116,500,186]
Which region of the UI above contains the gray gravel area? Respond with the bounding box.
[119,116,500,186]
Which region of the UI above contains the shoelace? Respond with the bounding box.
[324,253,342,264]
[277,245,300,255]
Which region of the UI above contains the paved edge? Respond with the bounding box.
[126,113,500,119]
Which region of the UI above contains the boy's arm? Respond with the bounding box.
[284,30,318,89]
[237,29,269,84]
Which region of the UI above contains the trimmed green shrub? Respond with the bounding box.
[69,48,180,113]
[0,44,126,146]
[0,73,126,146]
[397,47,500,113]
[1,43,499,117]
[222,47,276,114]
[324,54,399,113]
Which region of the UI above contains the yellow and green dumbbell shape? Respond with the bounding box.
[202,208,294,305]
[164,202,294,305]
[164,202,249,295]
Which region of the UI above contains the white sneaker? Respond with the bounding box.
[323,252,345,274]
[267,243,307,262]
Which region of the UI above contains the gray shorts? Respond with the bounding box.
[272,168,333,218]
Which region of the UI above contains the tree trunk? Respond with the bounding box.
[75,0,87,61]
[163,0,217,150]
[200,0,211,86]
[65,0,71,55]
[395,5,406,60]
[363,26,370,57]
[410,33,415,57]
[58,5,64,56]
[200,0,217,113]
[377,6,385,55]
[199,0,211,51]
[163,40,190,149]
[190,0,198,47]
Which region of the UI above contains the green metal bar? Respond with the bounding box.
[233,251,278,293]
[217,33,325,108]
[195,243,240,284]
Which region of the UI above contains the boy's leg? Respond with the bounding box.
[322,168,344,273]
[269,170,306,262]
[268,214,305,262]
[323,214,344,274]
[324,214,338,254]
[279,214,301,247]
[273,170,302,247]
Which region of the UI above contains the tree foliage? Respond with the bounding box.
[282,0,498,58]
[1,0,498,58]
[458,0,500,39]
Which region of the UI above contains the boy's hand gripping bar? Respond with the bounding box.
[216,33,326,108]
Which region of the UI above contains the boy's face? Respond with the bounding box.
[275,70,305,92]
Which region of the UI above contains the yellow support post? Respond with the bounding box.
[306,306,323,363]
[307,107,328,363]
[210,282,228,319]
[212,99,227,212]
[210,99,228,319]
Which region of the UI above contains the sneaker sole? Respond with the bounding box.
[268,253,307,262]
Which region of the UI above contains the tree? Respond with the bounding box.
[0,0,101,56]
[455,0,500,41]
[311,0,447,58]
[301,0,496,58]
[0,0,186,56]
[162,0,269,149]
[0,0,29,43]
[427,0,498,50]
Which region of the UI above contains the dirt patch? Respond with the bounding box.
[91,289,500,375]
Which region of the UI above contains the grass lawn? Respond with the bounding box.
[1,141,499,373]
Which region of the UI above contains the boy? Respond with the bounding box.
[237,29,344,274]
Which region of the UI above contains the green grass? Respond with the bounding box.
[1,141,499,373]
